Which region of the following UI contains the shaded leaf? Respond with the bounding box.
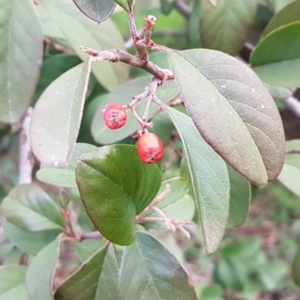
[264,82,295,101]
[1,184,64,232]
[201,0,257,55]
[92,77,178,144]
[26,235,62,300]
[251,22,300,88]
[31,63,91,165]
[168,49,285,186]
[0,265,30,300]
[0,0,43,124]
[73,0,116,23]
[75,145,161,245]
[167,108,230,253]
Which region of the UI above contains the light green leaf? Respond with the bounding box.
[251,22,300,88]
[26,235,63,300]
[266,0,294,13]
[264,82,295,101]
[292,247,300,286]
[0,0,43,123]
[207,0,218,6]
[1,184,64,232]
[168,49,285,186]
[92,77,178,144]
[75,145,161,245]
[0,265,30,300]
[201,0,257,55]
[114,0,132,12]
[31,63,91,165]
[167,108,230,253]
[278,164,300,197]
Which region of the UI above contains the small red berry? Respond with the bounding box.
[137,133,164,164]
[103,104,127,129]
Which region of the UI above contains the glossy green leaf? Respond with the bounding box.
[143,177,195,229]
[92,77,178,144]
[168,49,285,186]
[26,235,62,300]
[31,63,91,165]
[262,0,300,36]
[0,265,30,300]
[292,247,300,286]
[167,108,230,253]
[73,0,116,23]
[0,0,43,124]
[201,0,257,55]
[37,143,98,188]
[75,145,161,245]
[251,22,300,88]
[227,167,251,228]
[3,220,60,256]
[1,184,64,232]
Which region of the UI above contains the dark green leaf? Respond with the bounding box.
[292,247,300,286]
[168,49,285,186]
[161,0,175,15]
[226,167,251,228]
[1,184,64,232]
[201,0,257,55]
[0,265,30,300]
[26,235,62,300]
[31,63,91,165]
[92,77,178,144]
[251,22,300,88]
[75,145,161,245]
[73,0,116,23]
[167,108,230,253]
[0,0,43,124]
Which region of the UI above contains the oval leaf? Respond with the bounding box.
[73,0,116,23]
[0,0,43,123]
[75,145,161,245]
[168,108,230,253]
[1,184,64,232]
[168,49,285,186]
[31,63,91,165]
[251,22,300,88]
[26,235,62,300]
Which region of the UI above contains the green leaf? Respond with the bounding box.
[37,143,98,188]
[201,0,257,55]
[262,0,300,36]
[31,63,91,165]
[114,0,132,12]
[143,177,195,229]
[226,167,251,228]
[160,0,175,15]
[0,265,30,300]
[3,220,60,256]
[167,108,230,253]
[0,0,43,124]
[266,0,294,13]
[75,145,161,245]
[168,49,285,186]
[200,284,224,300]
[73,0,116,23]
[292,247,300,286]
[26,235,62,300]
[1,184,64,232]
[207,0,218,6]
[264,82,295,101]
[92,77,178,144]
[251,22,300,88]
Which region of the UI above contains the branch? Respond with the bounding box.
[284,96,300,117]
[19,107,34,184]
[174,0,191,19]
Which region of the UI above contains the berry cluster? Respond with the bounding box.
[103,104,164,164]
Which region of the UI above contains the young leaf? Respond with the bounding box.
[0,0,43,124]
[75,145,161,245]
[0,265,30,300]
[73,0,116,23]
[31,63,91,165]
[92,77,178,144]
[167,108,230,253]
[26,235,63,300]
[226,166,251,228]
[1,184,64,232]
[251,22,300,88]
[168,49,285,186]
[201,0,257,55]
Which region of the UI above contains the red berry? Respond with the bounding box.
[137,133,164,164]
[103,104,127,129]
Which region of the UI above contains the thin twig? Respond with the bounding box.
[174,0,191,19]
